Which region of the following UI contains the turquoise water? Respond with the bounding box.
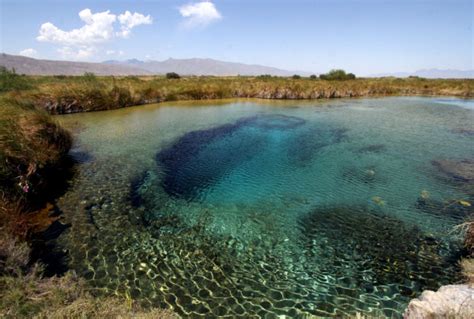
[57,97,474,318]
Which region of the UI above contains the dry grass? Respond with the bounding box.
[460,258,474,285]
[0,99,72,203]
[0,268,176,319]
[0,98,72,242]
[5,75,474,114]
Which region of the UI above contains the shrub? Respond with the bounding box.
[110,86,133,108]
[292,74,301,79]
[309,74,318,79]
[166,72,180,79]
[320,69,356,81]
[82,72,97,81]
[0,67,32,92]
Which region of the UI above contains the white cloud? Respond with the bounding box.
[117,11,152,38]
[19,48,38,58]
[37,8,151,60]
[57,46,95,60]
[179,1,221,28]
[37,9,117,46]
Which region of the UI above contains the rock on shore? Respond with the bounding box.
[404,284,474,318]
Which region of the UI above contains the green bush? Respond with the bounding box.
[310,74,318,79]
[82,72,97,81]
[292,74,301,79]
[0,67,32,92]
[166,72,180,79]
[320,69,356,81]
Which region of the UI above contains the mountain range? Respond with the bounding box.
[0,54,297,76]
[1,53,472,78]
[0,53,150,76]
[103,58,300,76]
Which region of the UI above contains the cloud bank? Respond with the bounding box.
[37,8,152,60]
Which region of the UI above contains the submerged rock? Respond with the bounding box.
[432,159,474,184]
[404,284,474,319]
[452,128,474,137]
[356,144,386,154]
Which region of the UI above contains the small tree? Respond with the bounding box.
[166,72,180,79]
[292,74,301,79]
[309,74,317,79]
[319,69,356,81]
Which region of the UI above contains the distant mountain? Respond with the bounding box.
[0,53,151,76]
[0,53,304,76]
[104,58,303,76]
[370,69,474,79]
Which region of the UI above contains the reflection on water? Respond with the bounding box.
[57,97,474,317]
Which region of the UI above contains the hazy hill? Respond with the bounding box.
[103,58,302,76]
[370,69,474,79]
[0,53,151,76]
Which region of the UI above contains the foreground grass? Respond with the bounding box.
[0,98,72,237]
[5,74,474,114]
[0,232,176,319]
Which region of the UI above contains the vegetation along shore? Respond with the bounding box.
[1,67,473,114]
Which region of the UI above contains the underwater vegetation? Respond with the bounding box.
[432,159,474,186]
[298,205,462,293]
[287,126,347,166]
[431,158,474,259]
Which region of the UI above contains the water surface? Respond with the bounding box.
[57,97,474,318]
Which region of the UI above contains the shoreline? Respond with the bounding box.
[54,94,474,117]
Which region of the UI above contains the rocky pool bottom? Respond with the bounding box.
[55,98,473,317]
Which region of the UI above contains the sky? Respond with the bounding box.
[0,0,472,75]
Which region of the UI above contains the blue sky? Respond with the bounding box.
[0,0,472,75]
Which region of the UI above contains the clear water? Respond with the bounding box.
[56,97,474,318]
